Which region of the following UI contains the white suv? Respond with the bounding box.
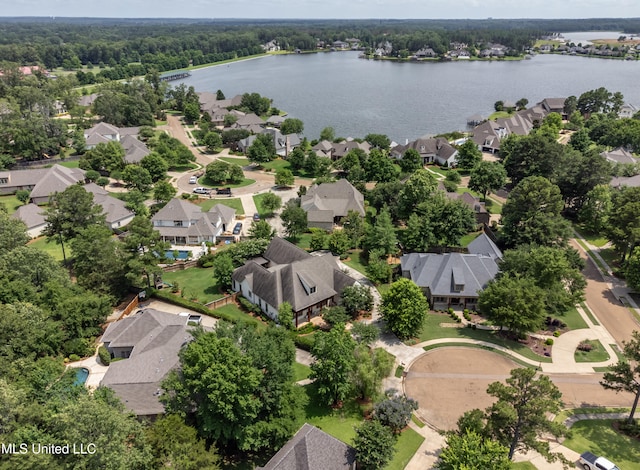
[189,176,198,184]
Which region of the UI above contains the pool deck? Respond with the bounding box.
[66,353,109,390]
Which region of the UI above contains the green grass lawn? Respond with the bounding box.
[561,306,589,331]
[599,247,620,270]
[195,197,244,215]
[511,462,537,469]
[199,176,256,189]
[574,339,610,363]
[261,158,291,173]
[385,428,424,470]
[57,160,80,168]
[425,165,449,177]
[575,238,611,274]
[484,197,503,215]
[554,407,631,424]
[459,231,482,247]
[0,194,23,214]
[286,233,313,251]
[253,192,280,217]
[562,419,640,469]
[301,383,365,445]
[211,303,266,328]
[343,249,368,276]
[219,157,250,166]
[161,267,224,304]
[292,362,311,382]
[28,236,70,261]
[580,302,600,326]
[168,163,199,172]
[417,313,552,363]
[573,224,609,248]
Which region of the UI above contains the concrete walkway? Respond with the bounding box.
[403,420,445,470]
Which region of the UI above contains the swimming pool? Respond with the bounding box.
[164,250,190,260]
[73,367,89,386]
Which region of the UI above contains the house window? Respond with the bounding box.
[310,286,316,294]
[174,220,183,227]
[0,177,8,184]
[454,284,464,292]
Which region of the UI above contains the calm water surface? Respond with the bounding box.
[177,52,640,143]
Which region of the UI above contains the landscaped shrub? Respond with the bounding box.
[545,338,554,346]
[63,338,94,358]
[578,340,593,352]
[296,322,318,335]
[292,332,315,351]
[171,281,180,293]
[68,354,81,362]
[238,295,261,314]
[553,330,561,337]
[98,346,111,365]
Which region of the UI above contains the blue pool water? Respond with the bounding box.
[164,250,190,260]
[73,367,89,386]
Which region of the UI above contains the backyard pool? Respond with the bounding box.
[164,250,191,260]
[73,367,89,386]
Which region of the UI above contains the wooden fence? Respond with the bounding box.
[116,295,140,321]
[161,260,199,272]
[205,292,238,310]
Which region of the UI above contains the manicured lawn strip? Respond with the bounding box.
[213,304,266,328]
[301,383,365,445]
[219,157,250,166]
[376,283,393,296]
[385,428,424,470]
[425,165,448,177]
[574,339,610,363]
[422,343,535,369]
[484,197,503,215]
[561,306,589,331]
[261,158,291,173]
[417,313,552,363]
[553,407,631,424]
[28,236,69,261]
[411,414,425,428]
[573,225,609,248]
[161,267,224,304]
[562,419,640,469]
[575,238,610,274]
[57,160,80,168]
[459,231,481,248]
[199,176,256,189]
[195,197,245,214]
[168,163,199,172]
[0,194,23,214]
[286,233,313,251]
[511,462,537,469]
[489,110,514,120]
[253,192,279,218]
[292,362,311,382]
[343,249,368,276]
[580,302,600,326]
[598,247,619,271]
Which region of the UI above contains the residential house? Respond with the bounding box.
[238,128,301,156]
[539,97,567,119]
[257,423,356,470]
[619,103,638,119]
[233,113,265,131]
[391,137,458,166]
[232,237,357,327]
[445,191,490,226]
[611,174,640,188]
[100,308,195,416]
[27,165,86,204]
[413,47,437,59]
[400,232,502,311]
[300,179,365,231]
[84,123,149,164]
[77,93,99,107]
[330,140,371,161]
[332,41,349,50]
[311,140,334,158]
[601,147,637,165]
[262,40,280,52]
[11,203,46,238]
[83,182,135,229]
[198,92,243,115]
[151,197,235,246]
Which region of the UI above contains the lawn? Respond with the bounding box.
[417,313,553,363]
[161,266,224,304]
[573,224,609,248]
[599,247,620,271]
[286,233,313,251]
[562,419,640,470]
[195,197,244,215]
[211,303,266,328]
[343,249,368,276]
[57,160,80,168]
[253,192,280,217]
[459,231,482,247]
[260,158,291,173]
[219,157,250,166]
[574,339,610,363]
[301,383,366,445]
[0,194,23,214]
[28,236,70,261]
[425,165,449,177]
[199,176,256,189]
[168,163,199,172]
[561,306,589,331]
[292,362,311,382]
[385,428,424,470]
[511,463,537,469]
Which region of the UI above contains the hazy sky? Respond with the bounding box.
[1,0,639,19]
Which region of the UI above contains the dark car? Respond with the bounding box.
[233,222,243,235]
[216,187,232,196]
[253,213,260,221]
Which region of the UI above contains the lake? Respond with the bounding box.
[177,51,640,143]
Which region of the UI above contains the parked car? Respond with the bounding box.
[579,452,620,470]
[233,222,243,235]
[189,176,198,184]
[253,213,260,221]
[192,187,210,194]
[216,187,232,196]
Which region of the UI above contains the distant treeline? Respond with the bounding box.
[1,18,639,77]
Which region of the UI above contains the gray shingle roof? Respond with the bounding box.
[257,423,356,470]
[467,232,503,260]
[601,147,637,165]
[29,165,86,201]
[11,203,46,229]
[301,179,365,221]
[83,182,133,225]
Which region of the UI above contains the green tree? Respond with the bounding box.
[287,147,306,171]
[364,208,398,256]
[280,199,307,239]
[247,133,276,164]
[568,128,592,153]
[213,252,234,291]
[564,95,578,116]
[500,133,566,186]
[456,139,482,169]
[319,126,335,142]
[309,228,328,251]
[275,168,295,187]
[485,368,566,462]
[162,333,262,446]
[183,101,200,123]
[366,255,393,285]
[579,184,611,233]
[607,186,640,261]
[397,168,438,219]
[341,210,365,249]
[353,420,396,470]
[478,275,546,336]
[146,414,221,470]
[365,133,391,150]
[277,301,294,330]
[352,345,394,401]
[398,148,423,173]
[240,92,271,115]
[203,131,223,153]
[153,180,177,204]
[122,164,152,192]
[79,140,126,174]
[15,189,30,204]
[350,321,380,345]
[380,278,428,340]
[122,215,169,289]
[494,100,504,112]
[341,284,374,318]
[365,148,399,182]
[0,210,30,251]
[260,191,282,215]
[280,118,304,135]
[141,152,169,182]
[310,323,356,406]
[249,220,276,240]
[43,184,106,263]
[516,98,529,110]
[600,330,640,424]
[468,161,506,202]
[328,230,350,257]
[206,160,232,184]
[322,306,351,328]
[437,430,511,470]
[374,395,419,434]
[500,176,571,248]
